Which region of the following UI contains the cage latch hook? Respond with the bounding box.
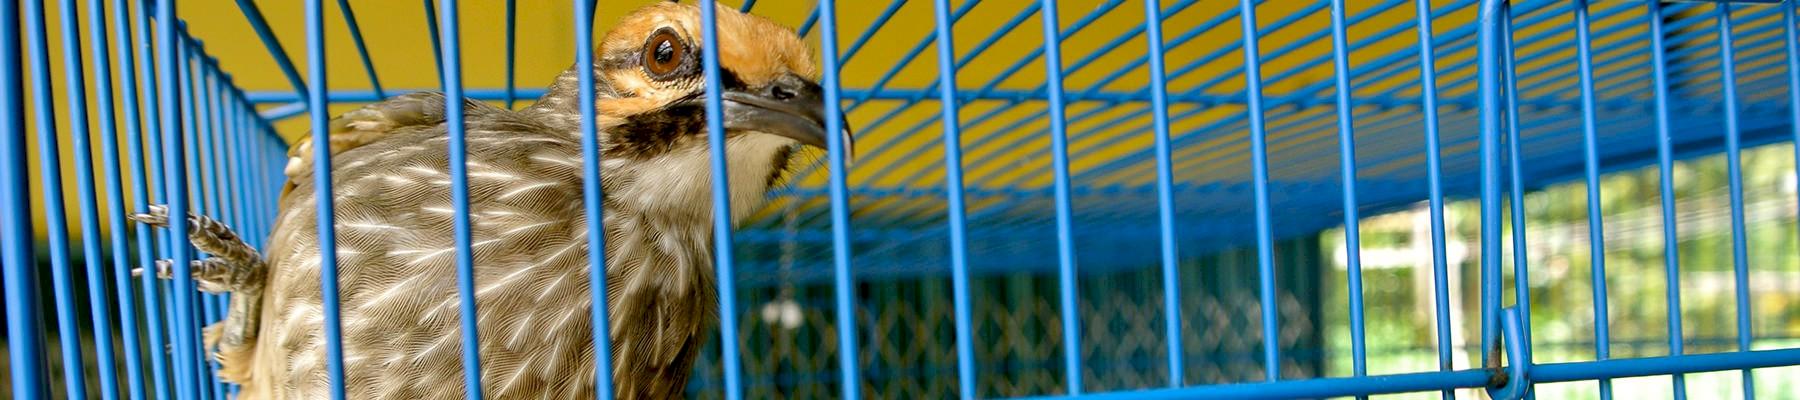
[1485,307,1532,400]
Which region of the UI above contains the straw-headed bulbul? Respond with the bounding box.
[133,2,848,398]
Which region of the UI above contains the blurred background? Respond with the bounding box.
[5,0,1800,399]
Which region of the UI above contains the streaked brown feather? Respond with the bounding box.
[226,3,815,399]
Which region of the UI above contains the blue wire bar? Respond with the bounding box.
[179,38,208,400]
[846,0,979,110]
[1475,0,1505,378]
[1498,6,1536,394]
[1036,0,1084,393]
[219,79,249,400]
[13,0,1800,397]
[61,0,126,396]
[181,36,220,400]
[192,27,222,400]
[1326,0,1369,389]
[1140,0,1183,387]
[222,87,255,248]
[232,0,308,104]
[698,2,746,398]
[128,0,177,396]
[1033,0,1454,189]
[216,81,241,233]
[155,0,208,397]
[1714,3,1757,398]
[244,109,272,243]
[337,0,384,99]
[192,44,229,400]
[1487,307,1529,400]
[1645,1,1689,397]
[926,0,977,398]
[1005,347,1800,400]
[89,0,151,397]
[213,69,247,242]
[814,0,1126,189]
[814,1,862,399]
[24,0,92,395]
[1788,0,1800,234]
[572,0,615,397]
[304,0,351,398]
[1237,0,1282,382]
[503,0,516,108]
[424,0,444,86]
[0,1,45,398]
[240,94,271,251]
[1571,0,1611,398]
[1410,1,1455,398]
[65,0,127,396]
[434,0,486,397]
[796,4,818,37]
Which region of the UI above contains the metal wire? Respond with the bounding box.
[303,0,350,398]
[87,1,150,398]
[7,1,1800,399]
[927,1,977,398]
[337,0,384,99]
[573,0,615,398]
[1140,0,1183,388]
[1571,1,1611,398]
[1325,1,1367,393]
[1036,0,1083,393]
[5,1,47,398]
[24,0,91,395]
[154,0,207,396]
[128,0,178,397]
[1714,4,1759,399]
[1237,0,1282,382]
[430,0,486,397]
[1645,1,1690,397]
[698,2,747,400]
[814,2,862,399]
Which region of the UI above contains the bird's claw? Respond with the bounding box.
[129,205,209,236]
[129,259,177,280]
[137,258,237,293]
[131,204,264,293]
[127,204,175,227]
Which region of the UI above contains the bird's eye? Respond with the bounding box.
[643,29,685,79]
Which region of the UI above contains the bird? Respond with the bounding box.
[131,2,848,399]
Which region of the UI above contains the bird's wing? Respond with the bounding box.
[281,92,507,196]
[256,116,609,399]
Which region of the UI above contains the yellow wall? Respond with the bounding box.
[22,0,1394,243]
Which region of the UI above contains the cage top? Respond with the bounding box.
[168,0,1799,285]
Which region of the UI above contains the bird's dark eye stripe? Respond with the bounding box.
[613,103,704,159]
[717,69,748,91]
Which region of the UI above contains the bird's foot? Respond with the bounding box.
[130,204,267,293]
[221,290,263,352]
[131,204,267,364]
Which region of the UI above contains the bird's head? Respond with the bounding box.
[529,1,848,223]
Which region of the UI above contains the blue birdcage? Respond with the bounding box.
[4,0,1800,399]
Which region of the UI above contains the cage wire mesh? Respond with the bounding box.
[4,0,1800,399]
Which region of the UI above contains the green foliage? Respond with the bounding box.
[1320,143,1800,399]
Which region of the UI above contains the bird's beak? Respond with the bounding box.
[721,73,855,162]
